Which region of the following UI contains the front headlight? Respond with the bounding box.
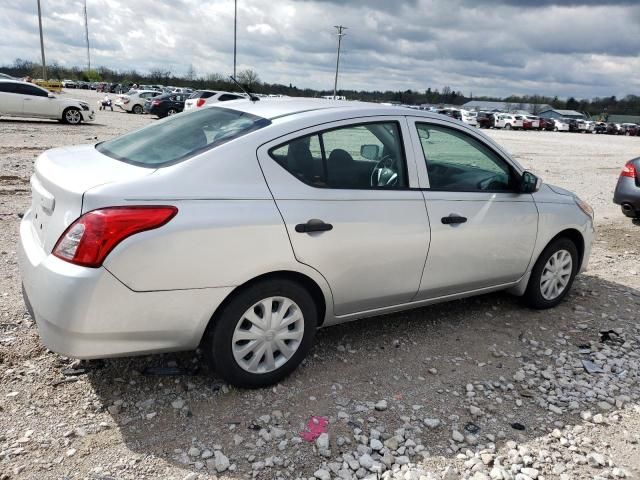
[78,102,90,111]
[574,196,594,220]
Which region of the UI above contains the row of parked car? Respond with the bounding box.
[113,88,246,117]
[435,108,640,135]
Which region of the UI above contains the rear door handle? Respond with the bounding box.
[295,219,333,233]
[441,214,467,225]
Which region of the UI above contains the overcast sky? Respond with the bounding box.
[2,0,640,98]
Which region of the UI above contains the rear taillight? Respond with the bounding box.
[151,100,160,106]
[196,98,206,107]
[621,162,637,178]
[53,206,178,268]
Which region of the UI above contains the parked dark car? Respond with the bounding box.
[594,122,608,134]
[613,158,640,222]
[563,118,580,133]
[436,108,462,120]
[607,123,623,135]
[621,123,639,136]
[144,93,189,118]
[476,112,495,128]
[539,118,555,131]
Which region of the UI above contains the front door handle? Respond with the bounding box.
[295,219,333,233]
[441,214,467,225]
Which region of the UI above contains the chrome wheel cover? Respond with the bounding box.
[232,296,304,374]
[66,109,81,124]
[540,249,572,300]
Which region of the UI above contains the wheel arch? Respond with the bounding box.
[199,270,329,347]
[509,227,586,297]
[61,106,81,123]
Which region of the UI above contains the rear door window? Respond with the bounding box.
[0,82,18,93]
[15,84,48,97]
[270,121,407,189]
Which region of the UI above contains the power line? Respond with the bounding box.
[333,25,347,99]
[84,0,91,71]
[37,0,47,80]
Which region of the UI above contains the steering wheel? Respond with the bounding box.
[477,173,505,191]
[370,155,399,187]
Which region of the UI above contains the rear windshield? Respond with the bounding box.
[96,107,271,167]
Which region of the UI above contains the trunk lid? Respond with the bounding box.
[30,144,154,253]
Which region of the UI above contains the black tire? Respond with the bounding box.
[132,104,143,114]
[167,108,177,116]
[505,123,512,130]
[205,279,317,388]
[62,107,82,125]
[522,237,579,309]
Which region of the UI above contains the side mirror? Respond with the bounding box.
[360,144,380,160]
[520,171,542,193]
[48,92,55,98]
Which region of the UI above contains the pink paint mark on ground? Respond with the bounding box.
[299,416,329,442]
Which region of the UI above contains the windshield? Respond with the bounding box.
[96,107,271,167]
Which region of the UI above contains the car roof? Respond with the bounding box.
[207,97,421,120]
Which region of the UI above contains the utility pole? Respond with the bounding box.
[333,25,347,99]
[83,0,91,71]
[37,0,47,80]
[233,0,237,78]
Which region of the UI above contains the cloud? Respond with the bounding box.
[1,0,639,98]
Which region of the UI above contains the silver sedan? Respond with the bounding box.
[19,99,595,387]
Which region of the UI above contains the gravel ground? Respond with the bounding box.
[1,89,639,480]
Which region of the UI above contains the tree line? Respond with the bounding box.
[3,58,638,117]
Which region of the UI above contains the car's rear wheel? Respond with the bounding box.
[522,237,578,309]
[62,108,82,125]
[205,279,317,388]
[132,104,143,114]
[505,123,512,130]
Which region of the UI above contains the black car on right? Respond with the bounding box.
[613,158,640,223]
[144,92,190,118]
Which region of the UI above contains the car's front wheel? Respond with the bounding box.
[62,107,82,125]
[205,279,317,388]
[167,108,177,116]
[522,237,578,309]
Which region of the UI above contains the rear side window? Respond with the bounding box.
[270,122,407,189]
[219,94,242,101]
[189,91,216,99]
[96,107,271,167]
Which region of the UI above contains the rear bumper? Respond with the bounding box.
[19,211,232,359]
[613,177,640,218]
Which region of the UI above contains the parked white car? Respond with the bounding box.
[0,79,94,124]
[552,119,570,132]
[19,99,594,387]
[184,90,245,110]
[494,114,523,130]
[115,89,162,114]
[460,109,478,127]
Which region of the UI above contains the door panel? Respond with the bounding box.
[23,96,58,118]
[258,117,430,316]
[0,91,23,115]
[417,191,537,298]
[407,117,538,299]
